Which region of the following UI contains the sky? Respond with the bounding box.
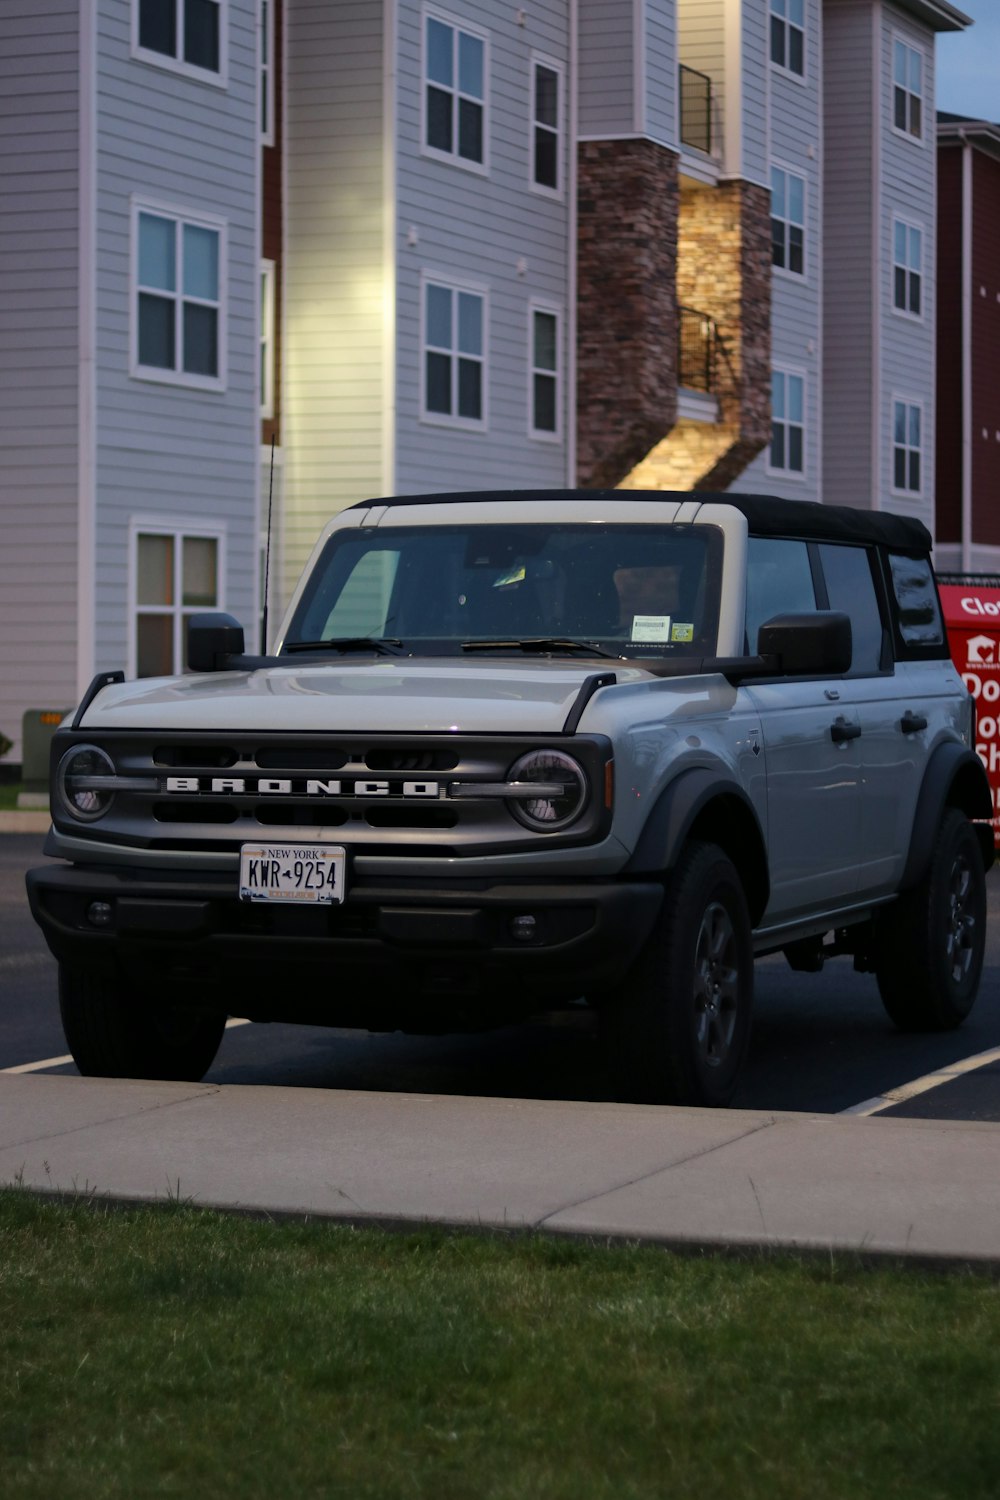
[935,0,1000,122]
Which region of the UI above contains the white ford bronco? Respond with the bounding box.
[27,491,993,1106]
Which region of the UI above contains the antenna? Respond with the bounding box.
[260,436,276,654]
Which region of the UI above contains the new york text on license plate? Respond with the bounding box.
[239,844,346,904]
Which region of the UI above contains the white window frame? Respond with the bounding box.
[769,0,805,83]
[767,367,807,480]
[131,197,227,392]
[771,163,807,280]
[128,517,227,679]
[421,5,490,176]
[260,0,274,145]
[891,396,924,497]
[260,259,275,418]
[528,300,563,443]
[891,215,924,321]
[891,33,925,144]
[419,270,489,431]
[530,54,564,200]
[131,0,228,88]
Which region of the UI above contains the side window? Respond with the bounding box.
[818,544,885,676]
[888,553,945,650]
[745,537,816,654]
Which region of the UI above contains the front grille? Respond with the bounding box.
[55,730,612,856]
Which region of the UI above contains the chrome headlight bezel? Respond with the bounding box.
[507,749,588,831]
[56,744,118,823]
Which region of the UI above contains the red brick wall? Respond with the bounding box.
[576,139,680,488]
[936,145,963,545]
[972,149,1000,547]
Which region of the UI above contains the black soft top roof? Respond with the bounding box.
[349,490,932,553]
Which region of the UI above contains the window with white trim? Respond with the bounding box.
[770,0,804,77]
[893,38,923,140]
[893,400,922,494]
[424,9,487,168]
[893,219,922,317]
[134,528,222,677]
[136,0,223,80]
[532,58,561,193]
[530,305,560,439]
[770,370,805,474]
[260,260,275,418]
[260,0,274,143]
[423,278,486,425]
[134,206,224,386]
[771,166,805,276]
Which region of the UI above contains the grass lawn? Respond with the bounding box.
[0,781,25,811]
[3,1192,1000,1499]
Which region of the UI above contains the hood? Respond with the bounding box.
[78,658,656,737]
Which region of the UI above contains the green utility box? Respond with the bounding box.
[21,708,71,796]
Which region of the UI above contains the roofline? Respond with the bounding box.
[938,117,1000,159]
[894,0,971,31]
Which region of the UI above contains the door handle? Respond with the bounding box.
[900,710,928,734]
[830,716,861,743]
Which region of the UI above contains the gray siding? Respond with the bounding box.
[740,0,769,187]
[877,2,936,531]
[0,0,80,756]
[282,0,386,593]
[822,0,876,508]
[394,0,571,495]
[578,0,635,136]
[644,0,678,149]
[739,0,822,498]
[93,0,260,668]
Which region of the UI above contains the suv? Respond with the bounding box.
[26,491,993,1107]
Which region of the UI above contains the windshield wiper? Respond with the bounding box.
[283,637,403,656]
[461,637,622,659]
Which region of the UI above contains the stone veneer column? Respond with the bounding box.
[676,178,772,490]
[576,139,680,490]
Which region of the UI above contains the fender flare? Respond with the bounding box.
[901,742,995,889]
[623,766,770,925]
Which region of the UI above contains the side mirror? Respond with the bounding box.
[757,611,852,676]
[187,612,246,672]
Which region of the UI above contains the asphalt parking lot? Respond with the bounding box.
[3,832,1000,1119]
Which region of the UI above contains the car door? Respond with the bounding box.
[744,536,864,922]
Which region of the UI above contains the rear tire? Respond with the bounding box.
[59,967,227,1081]
[875,808,986,1032]
[601,842,753,1107]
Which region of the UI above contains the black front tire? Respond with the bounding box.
[875,807,987,1032]
[59,967,227,1082]
[601,842,754,1107]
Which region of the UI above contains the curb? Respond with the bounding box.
[0,811,50,834]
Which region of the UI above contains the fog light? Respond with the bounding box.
[87,901,113,928]
[510,914,537,943]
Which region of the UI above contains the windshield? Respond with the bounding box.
[283,523,724,658]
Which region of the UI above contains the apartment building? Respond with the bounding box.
[0,0,970,759]
[935,111,1000,573]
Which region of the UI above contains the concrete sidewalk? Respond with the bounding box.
[3,1071,1000,1268]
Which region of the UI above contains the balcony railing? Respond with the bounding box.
[679,64,712,155]
[678,306,718,394]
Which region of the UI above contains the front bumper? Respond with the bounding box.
[26,861,663,1025]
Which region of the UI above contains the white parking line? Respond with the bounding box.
[0,1017,252,1076]
[840,1044,1000,1116]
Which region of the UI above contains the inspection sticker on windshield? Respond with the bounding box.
[630,615,672,642]
[239,844,346,904]
[671,622,694,642]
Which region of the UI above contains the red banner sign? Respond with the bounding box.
[939,583,1000,845]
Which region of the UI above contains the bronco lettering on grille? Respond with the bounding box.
[163,776,441,798]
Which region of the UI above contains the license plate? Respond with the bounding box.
[239,843,346,905]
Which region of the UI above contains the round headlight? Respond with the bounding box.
[57,745,117,822]
[508,749,588,831]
